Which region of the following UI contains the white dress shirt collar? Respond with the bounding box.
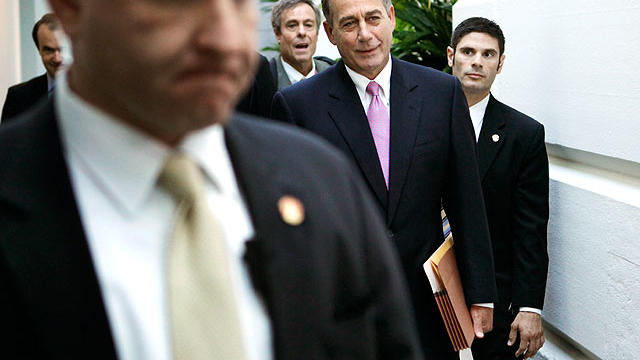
[281,57,317,84]
[56,70,237,215]
[344,56,392,112]
[468,93,491,142]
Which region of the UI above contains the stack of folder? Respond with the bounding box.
[423,210,475,352]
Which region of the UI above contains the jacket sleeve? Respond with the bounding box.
[512,124,549,309]
[443,78,498,304]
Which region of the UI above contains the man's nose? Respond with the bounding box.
[471,53,483,67]
[357,21,373,42]
[195,2,248,53]
[53,50,62,64]
[297,24,307,36]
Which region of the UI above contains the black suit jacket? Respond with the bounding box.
[0,99,422,360]
[271,58,497,358]
[1,73,48,123]
[471,95,549,360]
[236,54,277,119]
[477,95,549,309]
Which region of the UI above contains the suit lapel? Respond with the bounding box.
[387,59,421,224]
[276,56,293,90]
[225,117,325,359]
[0,101,117,359]
[326,62,388,209]
[477,95,506,180]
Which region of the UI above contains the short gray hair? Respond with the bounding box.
[271,0,322,35]
[321,0,392,26]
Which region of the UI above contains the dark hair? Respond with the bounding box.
[32,13,60,49]
[271,0,321,35]
[451,17,505,56]
[321,0,391,26]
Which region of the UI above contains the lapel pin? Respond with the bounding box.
[278,195,305,226]
[492,134,500,143]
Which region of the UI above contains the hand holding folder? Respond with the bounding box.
[423,209,475,354]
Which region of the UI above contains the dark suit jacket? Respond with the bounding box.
[271,58,497,358]
[0,99,423,360]
[270,55,334,91]
[471,95,549,360]
[1,73,48,123]
[477,95,549,309]
[236,54,277,119]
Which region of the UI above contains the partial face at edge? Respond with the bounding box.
[55,0,258,144]
[37,25,64,77]
[323,0,395,80]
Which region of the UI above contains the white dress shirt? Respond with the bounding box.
[282,57,317,84]
[345,57,392,115]
[469,93,491,141]
[55,71,273,360]
[468,92,540,315]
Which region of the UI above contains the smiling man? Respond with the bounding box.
[270,0,334,90]
[1,13,64,123]
[448,17,549,360]
[271,0,498,358]
[0,0,423,359]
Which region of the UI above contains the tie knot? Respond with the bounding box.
[366,81,381,96]
[158,153,205,203]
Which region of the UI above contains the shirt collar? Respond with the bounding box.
[468,93,491,141]
[281,57,317,84]
[47,73,56,92]
[55,70,236,215]
[344,56,392,102]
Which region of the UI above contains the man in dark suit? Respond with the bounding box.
[269,0,334,90]
[1,13,64,123]
[236,53,277,118]
[447,17,549,360]
[271,0,498,358]
[0,0,422,359]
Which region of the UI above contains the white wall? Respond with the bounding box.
[453,1,640,359]
[0,0,21,107]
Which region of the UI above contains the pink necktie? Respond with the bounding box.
[366,81,390,189]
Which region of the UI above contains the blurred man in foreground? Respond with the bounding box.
[0,0,422,359]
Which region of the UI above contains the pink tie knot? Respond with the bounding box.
[366,81,381,96]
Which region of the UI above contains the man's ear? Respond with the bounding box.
[497,53,506,73]
[446,46,455,67]
[323,20,336,45]
[388,5,396,30]
[274,29,282,44]
[48,0,82,39]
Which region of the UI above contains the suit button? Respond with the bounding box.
[387,230,394,239]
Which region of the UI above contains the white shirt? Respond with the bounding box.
[345,56,392,115]
[469,93,491,141]
[468,92,541,316]
[281,57,317,84]
[55,71,273,360]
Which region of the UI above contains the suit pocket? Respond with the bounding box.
[413,139,443,159]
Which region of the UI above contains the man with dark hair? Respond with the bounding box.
[0,0,423,359]
[270,0,333,90]
[447,16,549,360]
[271,0,498,358]
[2,13,64,123]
